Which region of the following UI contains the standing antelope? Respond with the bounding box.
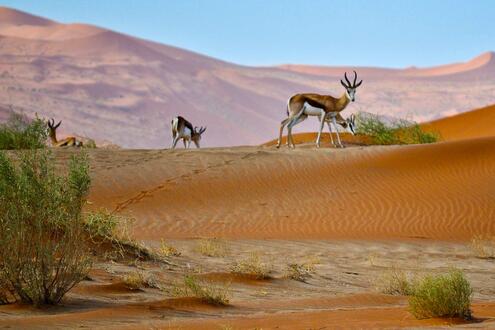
[47,118,83,147]
[277,71,362,148]
[171,116,206,149]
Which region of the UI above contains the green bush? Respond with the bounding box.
[0,149,92,306]
[409,269,472,320]
[357,114,439,145]
[0,112,48,150]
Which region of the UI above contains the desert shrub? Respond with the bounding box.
[0,149,91,305]
[0,112,48,150]
[83,139,97,149]
[231,253,273,279]
[357,113,439,145]
[84,209,119,240]
[285,263,312,282]
[122,271,159,290]
[470,235,495,259]
[159,240,181,257]
[409,269,472,320]
[375,266,413,296]
[174,274,231,306]
[195,238,229,257]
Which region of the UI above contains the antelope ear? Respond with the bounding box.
[355,80,363,88]
[340,80,348,88]
[201,126,206,134]
[350,114,356,121]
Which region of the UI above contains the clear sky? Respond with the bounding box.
[1,0,494,68]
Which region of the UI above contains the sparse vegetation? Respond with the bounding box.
[409,269,472,320]
[195,238,229,257]
[159,239,181,257]
[0,149,91,305]
[122,271,159,290]
[0,112,48,150]
[285,263,312,282]
[174,274,231,306]
[470,235,495,259]
[231,253,273,279]
[84,209,160,262]
[356,113,439,145]
[375,266,414,296]
[83,139,97,149]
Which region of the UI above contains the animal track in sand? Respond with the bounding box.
[113,151,259,213]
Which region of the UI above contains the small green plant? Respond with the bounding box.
[174,275,231,306]
[195,238,229,257]
[409,269,472,320]
[84,209,119,240]
[231,253,273,279]
[0,112,48,150]
[0,149,91,305]
[356,113,439,145]
[375,266,413,296]
[470,235,495,259]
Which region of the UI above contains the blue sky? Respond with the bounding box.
[1,0,494,68]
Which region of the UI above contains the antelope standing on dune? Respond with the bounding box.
[47,118,83,147]
[171,116,206,149]
[277,71,362,149]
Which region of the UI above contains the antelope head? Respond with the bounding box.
[340,71,363,102]
[343,114,357,135]
[47,118,61,141]
[191,126,207,148]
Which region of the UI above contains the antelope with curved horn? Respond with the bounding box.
[171,116,206,149]
[47,118,83,147]
[277,71,362,148]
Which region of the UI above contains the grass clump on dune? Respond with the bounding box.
[0,112,48,150]
[356,113,439,145]
[408,269,472,320]
[230,253,273,279]
[195,238,229,257]
[174,275,231,306]
[470,235,495,259]
[0,149,91,305]
[375,266,414,296]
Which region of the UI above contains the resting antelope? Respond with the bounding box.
[47,118,83,147]
[277,71,362,148]
[171,116,206,149]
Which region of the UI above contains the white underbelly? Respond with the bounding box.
[181,127,192,139]
[302,102,324,116]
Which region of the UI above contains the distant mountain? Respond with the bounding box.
[0,7,494,148]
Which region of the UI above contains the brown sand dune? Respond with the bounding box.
[423,104,495,141]
[81,137,495,241]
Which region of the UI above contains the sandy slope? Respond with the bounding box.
[80,137,495,241]
[424,104,495,141]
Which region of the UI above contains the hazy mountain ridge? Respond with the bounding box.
[0,7,494,148]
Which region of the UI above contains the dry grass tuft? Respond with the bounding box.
[122,271,159,290]
[375,266,414,296]
[285,263,312,282]
[174,275,231,306]
[231,253,273,279]
[470,235,495,259]
[158,240,181,257]
[195,238,229,257]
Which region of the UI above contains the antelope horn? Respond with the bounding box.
[200,126,206,134]
[353,70,363,88]
[55,120,62,129]
[344,72,352,87]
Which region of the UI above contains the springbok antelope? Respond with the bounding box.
[277,71,362,148]
[171,116,206,149]
[47,118,83,147]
